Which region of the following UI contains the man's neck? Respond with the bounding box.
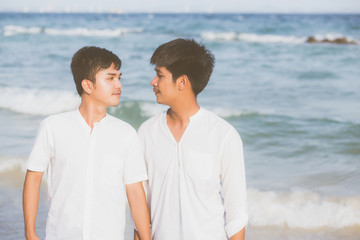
[167,99,200,126]
[166,99,200,143]
[78,98,107,129]
[167,104,200,126]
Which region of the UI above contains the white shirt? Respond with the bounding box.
[138,108,248,240]
[27,109,148,240]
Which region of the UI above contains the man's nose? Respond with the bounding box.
[151,76,158,86]
[116,79,122,89]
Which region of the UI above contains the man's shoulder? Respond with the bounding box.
[201,108,240,137]
[202,108,234,128]
[138,111,164,132]
[42,110,77,126]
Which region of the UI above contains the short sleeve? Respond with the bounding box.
[221,128,249,238]
[26,119,53,172]
[123,131,148,185]
[137,125,151,201]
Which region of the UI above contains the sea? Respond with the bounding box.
[0,12,359,240]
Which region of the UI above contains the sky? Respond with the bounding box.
[0,0,360,13]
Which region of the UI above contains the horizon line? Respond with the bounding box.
[0,10,360,14]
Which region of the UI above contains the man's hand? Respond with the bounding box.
[23,170,43,240]
[126,182,151,240]
[25,232,40,240]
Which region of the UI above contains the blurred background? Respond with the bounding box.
[0,1,359,239]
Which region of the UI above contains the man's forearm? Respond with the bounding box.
[126,182,151,240]
[229,227,245,240]
[23,170,43,240]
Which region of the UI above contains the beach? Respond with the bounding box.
[0,13,360,239]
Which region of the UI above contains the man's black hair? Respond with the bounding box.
[150,38,215,96]
[71,46,121,96]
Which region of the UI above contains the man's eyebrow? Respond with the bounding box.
[154,68,162,73]
[106,72,122,76]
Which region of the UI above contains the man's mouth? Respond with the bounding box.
[113,90,121,96]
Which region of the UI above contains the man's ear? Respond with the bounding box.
[178,75,189,91]
[81,79,93,95]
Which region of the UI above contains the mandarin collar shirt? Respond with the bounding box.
[26,109,148,240]
[138,108,248,240]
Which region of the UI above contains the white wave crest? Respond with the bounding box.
[0,87,80,115]
[3,25,143,37]
[3,25,43,36]
[210,107,249,118]
[248,188,360,229]
[201,31,306,44]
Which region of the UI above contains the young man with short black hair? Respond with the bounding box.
[137,38,248,240]
[23,46,151,240]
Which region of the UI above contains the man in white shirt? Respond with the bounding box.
[23,46,151,240]
[135,38,248,240]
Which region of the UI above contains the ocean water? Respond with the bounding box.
[0,13,360,239]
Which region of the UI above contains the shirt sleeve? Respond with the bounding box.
[221,128,249,238]
[26,119,53,172]
[123,130,148,185]
[137,126,151,200]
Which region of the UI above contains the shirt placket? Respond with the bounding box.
[177,142,186,240]
[83,123,97,239]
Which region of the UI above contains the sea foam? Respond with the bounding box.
[3,25,143,37]
[248,188,360,229]
[0,157,358,229]
[0,87,80,115]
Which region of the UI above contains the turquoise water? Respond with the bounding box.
[0,13,360,239]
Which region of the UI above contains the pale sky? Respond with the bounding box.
[1,0,360,13]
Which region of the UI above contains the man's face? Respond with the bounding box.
[151,66,179,105]
[90,63,122,107]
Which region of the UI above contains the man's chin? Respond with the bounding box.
[109,101,120,107]
[155,97,164,104]
[156,98,171,106]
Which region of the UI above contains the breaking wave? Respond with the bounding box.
[0,87,80,115]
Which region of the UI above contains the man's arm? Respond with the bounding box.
[126,182,151,240]
[229,227,245,240]
[23,170,43,240]
[221,129,248,239]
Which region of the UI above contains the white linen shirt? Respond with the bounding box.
[138,108,248,240]
[26,109,148,240]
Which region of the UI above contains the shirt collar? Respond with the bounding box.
[189,107,204,122]
[76,108,108,132]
